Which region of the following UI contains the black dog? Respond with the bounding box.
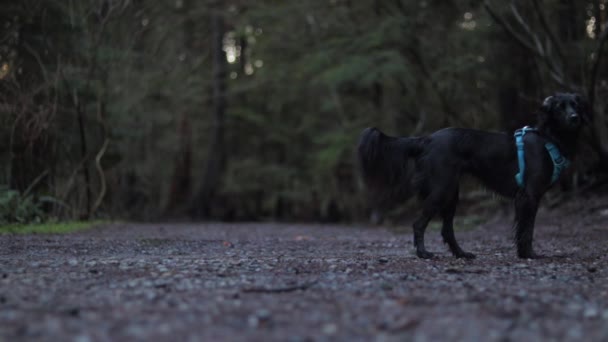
[358,93,588,259]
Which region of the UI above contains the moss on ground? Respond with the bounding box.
[0,221,103,234]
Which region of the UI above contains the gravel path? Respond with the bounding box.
[1,202,608,341]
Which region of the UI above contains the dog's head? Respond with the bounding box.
[539,93,590,131]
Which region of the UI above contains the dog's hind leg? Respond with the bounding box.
[440,189,476,259]
[413,208,435,259]
[413,191,449,259]
[412,170,457,259]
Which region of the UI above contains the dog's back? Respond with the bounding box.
[420,128,519,197]
[358,127,520,201]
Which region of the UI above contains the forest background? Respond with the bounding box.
[0,0,606,224]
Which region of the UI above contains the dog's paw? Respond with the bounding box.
[518,251,544,259]
[455,251,476,259]
[416,250,435,259]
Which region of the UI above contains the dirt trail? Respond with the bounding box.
[0,201,607,341]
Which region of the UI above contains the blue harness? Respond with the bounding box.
[514,126,570,188]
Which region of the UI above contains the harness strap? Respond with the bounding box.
[544,142,570,184]
[514,126,535,188]
[514,126,569,188]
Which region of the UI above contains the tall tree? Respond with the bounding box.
[192,5,228,218]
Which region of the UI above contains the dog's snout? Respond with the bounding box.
[568,113,581,125]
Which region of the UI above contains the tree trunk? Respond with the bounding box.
[558,0,580,42]
[165,0,194,217]
[191,8,227,218]
[166,114,192,215]
[75,92,92,218]
[587,1,608,169]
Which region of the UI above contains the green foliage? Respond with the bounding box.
[0,187,65,224]
[312,50,411,89]
[0,221,101,234]
[0,183,67,224]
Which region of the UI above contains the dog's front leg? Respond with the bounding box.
[514,193,541,259]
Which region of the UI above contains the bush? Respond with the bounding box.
[0,186,62,224]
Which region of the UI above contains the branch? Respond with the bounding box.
[484,1,538,53]
[510,2,565,85]
[407,47,466,126]
[510,2,544,56]
[21,42,50,85]
[531,0,566,65]
[588,24,608,110]
[91,139,108,215]
[23,170,49,198]
[58,157,89,217]
[484,1,571,89]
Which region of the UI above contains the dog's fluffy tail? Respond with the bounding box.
[357,127,425,206]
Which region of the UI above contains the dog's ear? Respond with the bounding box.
[538,96,553,126]
[574,93,592,124]
[541,96,554,113]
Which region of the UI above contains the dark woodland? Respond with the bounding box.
[0,0,607,223]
